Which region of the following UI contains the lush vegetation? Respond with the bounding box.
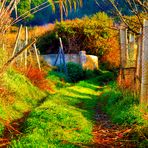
[0,55,147,147]
[0,68,46,135]
[99,82,148,147]
[0,69,144,147]
[38,12,120,70]
[10,71,100,147]
[0,0,147,147]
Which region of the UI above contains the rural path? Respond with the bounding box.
[92,104,134,148]
[0,78,134,147]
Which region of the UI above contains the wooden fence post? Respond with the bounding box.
[0,39,36,75]
[140,20,148,106]
[12,25,22,56]
[25,26,28,69]
[118,28,128,85]
[136,29,142,92]
[33,44,41,70]
[120,28,127,68]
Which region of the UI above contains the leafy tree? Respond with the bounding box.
[95,0,148,34]
[17,0,32,24]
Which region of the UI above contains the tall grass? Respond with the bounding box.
[99,82,147,125]
[99,82,148,147]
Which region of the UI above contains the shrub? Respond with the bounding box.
[47,71,70,88]
[37,12,120,69]
[97,70,116,83]
[66,62,83,82]
[83,69,96,79]
[25,67,53,92]
[37,31,59,54]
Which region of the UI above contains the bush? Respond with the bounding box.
[25,67,53,92]
[94,70,116,84]
[100,82,146,126]
[83,69,96,79]
[66,62,83,82]
[37,12,120,69]
[37,31,59,54]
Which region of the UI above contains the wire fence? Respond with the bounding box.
[118,19,148,105]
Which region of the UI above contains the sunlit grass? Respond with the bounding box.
[10,73,100,147]
[0,69,46,136]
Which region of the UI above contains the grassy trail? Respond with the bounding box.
[10,78,101,147]
[2,73,147,147]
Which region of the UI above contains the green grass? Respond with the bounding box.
[98,82,148,147]
[99,82,148,126]
[0,69,46,136]
[10,73,100,147]
[1,69,147,147]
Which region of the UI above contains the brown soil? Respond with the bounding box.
[0,111,30,148]
[92,105,137,148]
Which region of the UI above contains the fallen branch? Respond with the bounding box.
[0,39,36,75]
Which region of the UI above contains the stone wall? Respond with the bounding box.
[42,51,99,70]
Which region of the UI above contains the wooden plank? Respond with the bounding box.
[140,19,148,105]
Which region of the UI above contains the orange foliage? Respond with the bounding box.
[101,36,120,69]
[25,67,53,92]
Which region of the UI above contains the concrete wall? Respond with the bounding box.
[42,51,98,70]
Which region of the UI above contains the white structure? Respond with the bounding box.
[42,51,99,70]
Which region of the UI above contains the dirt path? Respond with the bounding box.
[92,104,136,148]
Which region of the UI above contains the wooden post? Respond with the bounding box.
[120,28,127,68]
[119,28,127,85]
[14,0,18,19]
[140,19,148,106]
[136,29,142,92]
[33,44,41,70]
[25,26,28,69]
[12,25,22,56]
[0,39,36,75]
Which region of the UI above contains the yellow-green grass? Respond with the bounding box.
[10,74,100,147]
[0,69,46,135]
